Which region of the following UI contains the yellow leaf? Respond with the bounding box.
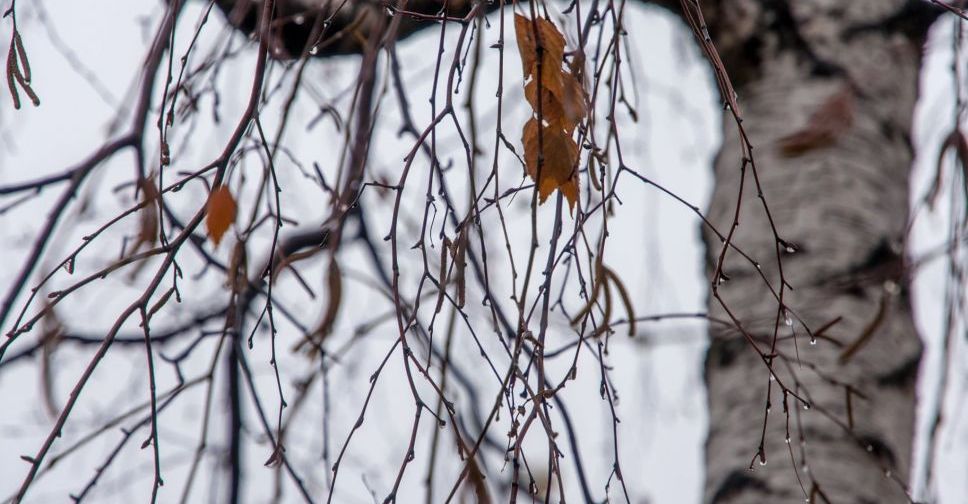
[206,185,237,247]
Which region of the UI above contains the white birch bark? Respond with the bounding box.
[701,1,938,502]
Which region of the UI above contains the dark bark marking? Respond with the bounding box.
[815,239,904,296]
[842,0,944,46]
[876,353,921,390]
[710,470,770,503]
[705,336,748,371]
[855,433,898,469]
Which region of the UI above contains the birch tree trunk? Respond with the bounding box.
[700,1,939,502]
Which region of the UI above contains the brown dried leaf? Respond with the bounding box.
[777,86,855,157]
[522,118,580,209]
[205,185,237,247]
[559,176,579,211]
[515,15,567,111]
[522,61,586,134]
[514,14,565,82]
[561,72,587,127]
[517,14,585,210]
[524,78,566,128]
[138,178,160,246]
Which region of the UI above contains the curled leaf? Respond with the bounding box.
[605,267,636,337]
[297,257,342,356]
[570,267,605,326]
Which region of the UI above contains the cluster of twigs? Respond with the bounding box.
[0,0,924,502]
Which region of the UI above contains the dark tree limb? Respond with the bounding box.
[209,0,942,69]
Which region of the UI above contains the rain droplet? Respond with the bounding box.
[785,437,791,444]
[866,444,874,452]
[809,337,817,346]
[883,280,899,295]
[309,45,319,55]
[759,459,768,466]
[294,14,306,25]
[803,403,811,410]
